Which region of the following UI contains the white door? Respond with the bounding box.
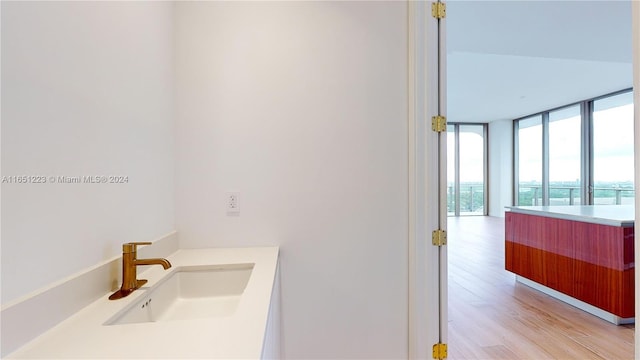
[408,1,448,358]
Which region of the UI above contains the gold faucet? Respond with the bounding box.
[109,242,172,300]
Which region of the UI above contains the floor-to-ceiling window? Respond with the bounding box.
[448,123,487,216]
[513,89,634,206]
[516,115,542,205]
[548,105,582,205]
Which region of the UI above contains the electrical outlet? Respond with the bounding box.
[226,192,240,214]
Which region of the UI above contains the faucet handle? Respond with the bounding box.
[122,242,152,253]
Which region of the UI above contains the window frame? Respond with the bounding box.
[513,88,634,206]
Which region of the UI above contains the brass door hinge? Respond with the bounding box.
[431,2,446,19]
[433,342,448,359]
[432,229,447,246]
[431,115,447,132]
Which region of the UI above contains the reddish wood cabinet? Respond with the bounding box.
[505,211,634,319]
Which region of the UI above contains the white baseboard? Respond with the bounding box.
[1,231,178,357]
[516,275,634,325]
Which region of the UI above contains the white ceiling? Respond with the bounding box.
[447,1,633,123]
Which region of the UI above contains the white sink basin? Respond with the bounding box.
[105,263,254,325]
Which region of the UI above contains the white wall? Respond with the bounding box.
[488,119,513,217]
[1,2,174,304]
[174,2,409,358]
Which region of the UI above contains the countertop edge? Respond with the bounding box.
[505,205,634,227]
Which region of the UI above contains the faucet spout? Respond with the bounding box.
[109,242,172,300]
[135,258,172,269]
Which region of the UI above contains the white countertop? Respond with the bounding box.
[506,205,634,227]
[6,247,279,359]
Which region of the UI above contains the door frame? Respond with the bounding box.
[408,1,447,358]
[411,1,640,358]
[632,2,639,359]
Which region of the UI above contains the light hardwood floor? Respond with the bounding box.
[447,216,635,360]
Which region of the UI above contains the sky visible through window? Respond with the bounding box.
[459,131,484,183]
[549,106,581,185]
[593,104,634,183]
[447,130,485,183]
[518,104,633,183]
[518,121,542,184]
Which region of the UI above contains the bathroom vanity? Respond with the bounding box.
[505,205,634,324]
[5,247,280,359]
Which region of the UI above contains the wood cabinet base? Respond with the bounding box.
[505,212,634,324]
